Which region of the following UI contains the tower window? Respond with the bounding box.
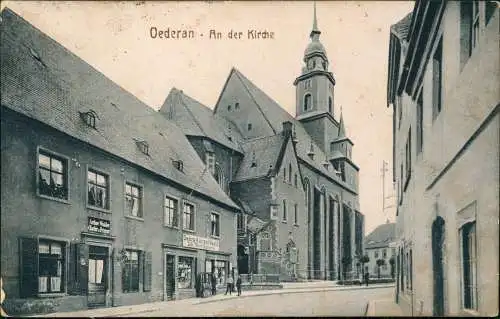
[227,105,232,111]
[328,97,333,114]
[304,94,312,111]
[247,123,253,131]
[322,61,327,70]
[235,102,240,110]
[312,60,316,69]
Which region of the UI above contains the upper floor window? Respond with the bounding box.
[433,38,443,121]
[404,128,412,190]
[304,94,312,111]
[460,1,476,68]
[417,92,424,154]
[383,249,387,258]
[227,104,232,111]
[282,199,287,222]
[461,221,478,311]
[38,150,68,200]
[210,212,220,237]
[486,1,497,25]
[235,102,240,110]
[164,196,179,227]
[328,96,333,114]
[88,169,109,210]
[183,202,195,231]
[374,250,379,258]
[288,163,292,183]
[247,123,253,131]
[125,183,143,218]
[283,167,287,182]
[294,174,298,187]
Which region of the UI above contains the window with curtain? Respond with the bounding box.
[38,150,68,200]
[177,256,194,289]
[125,183,143,218]
[38,241,65,293]
[88,169,109,209]
[164,196,179,227]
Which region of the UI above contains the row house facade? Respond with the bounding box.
[1,8,239,315]
[161,5,365,281]
[387,1,498,316]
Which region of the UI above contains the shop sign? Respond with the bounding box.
[182,234,219,251]
[88,217,111,234]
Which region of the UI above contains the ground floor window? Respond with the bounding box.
[178,256,194,289]
[461,221,478,310]
[122,250,140,293]
[38,240,65,293]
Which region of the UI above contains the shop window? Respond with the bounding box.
[164,196,179,227]
[87,169,109,210]
[38,150,68,200]
[125,183,143,218]
[183,202,195,231]
[214,260,227,286]
[38,240,65,293]
[178,256,194,289]
[122,250,139,293]
[210,212,220,237]
[461,221,478,310]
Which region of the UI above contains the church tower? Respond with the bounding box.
[294,3,339,154]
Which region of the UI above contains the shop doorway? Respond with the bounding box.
[87,246,108,308]
[165,254,176,300]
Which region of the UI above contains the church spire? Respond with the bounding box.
[310,1,321,40]
[338,108,346,138]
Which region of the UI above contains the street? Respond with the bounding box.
[118,287,394,317]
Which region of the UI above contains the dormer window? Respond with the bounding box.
[79,110,98,129]
[172,160,184,172]
[135,140,149,155]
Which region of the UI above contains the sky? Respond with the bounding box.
[1,1,414,234]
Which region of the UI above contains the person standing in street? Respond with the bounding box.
[211,273,217,296]
[236,275,242,296]
[364,271,370,287]
[225,275,234,295]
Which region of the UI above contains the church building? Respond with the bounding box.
[162,4,365,281]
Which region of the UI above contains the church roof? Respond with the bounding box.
[160,88,244,153]
[364,222,396,249]
[230,68,355,191]
[0,8,239,211]
[234,134,285,182]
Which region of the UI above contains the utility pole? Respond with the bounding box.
[381,160,395,221]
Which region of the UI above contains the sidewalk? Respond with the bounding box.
[365,299,404,317]
[32,283,395,317]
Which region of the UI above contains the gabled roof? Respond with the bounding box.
[364,222,396,249]
[159,88,244,153]
[0,8,239,211]
[234,134,286,182]
[220,68,355,192]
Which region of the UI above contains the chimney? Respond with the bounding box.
[282,121,293,138]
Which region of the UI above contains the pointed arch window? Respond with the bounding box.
[304,94,312,111]
[214,164,226,192]
[328,97,333,114]
[282,199,287,222]
[288,163,292,183]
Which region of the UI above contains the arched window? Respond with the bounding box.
[288,163,292,183]
[304,94,312,111]
[294,174,298,187]
[328,97,333,114]
[282,199,287,222]
[304,178,310,219]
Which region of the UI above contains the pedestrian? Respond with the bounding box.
[211,273,217,296]
[236,275,242,296]
[365,271,370,287]
[225,275,234,295]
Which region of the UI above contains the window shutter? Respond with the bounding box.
[20,237,38,297]
[143,251,152,292]
[78,243,89,295]
[67,243,78,295]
